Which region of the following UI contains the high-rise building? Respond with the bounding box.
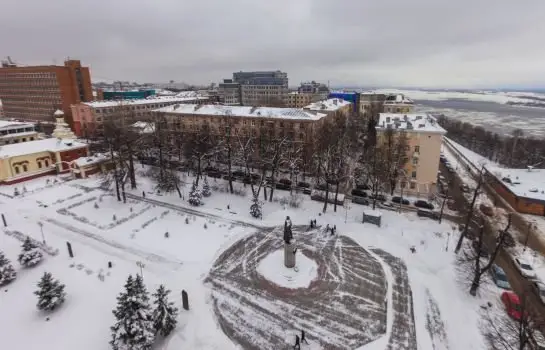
[0,59,93,126]
[218,71,288,106]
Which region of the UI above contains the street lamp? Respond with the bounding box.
[38,221,45,244]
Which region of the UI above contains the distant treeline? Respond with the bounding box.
[436,115,545,169]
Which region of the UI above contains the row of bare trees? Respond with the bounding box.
[437,116,545,168]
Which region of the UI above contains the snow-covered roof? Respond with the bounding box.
[155,104,326,121]
[72,154,108,167]
[488,167,545,202]
[384,93,414,104]
[82,95,209,109]
[376,113,446,134]
[304,98,351,112]
[0,138,87,158]
[131,121,155,134]
[0,120,35,129]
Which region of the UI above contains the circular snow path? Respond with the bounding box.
[256,249,318,289]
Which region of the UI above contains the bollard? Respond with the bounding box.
[66,242,74,258]
[1,214,6,227]
[182,290,189,310]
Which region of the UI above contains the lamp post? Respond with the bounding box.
[38,221,45,244]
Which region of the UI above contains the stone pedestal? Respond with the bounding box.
[284,242,296,268]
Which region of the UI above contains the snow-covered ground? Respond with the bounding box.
[0,170,493,349]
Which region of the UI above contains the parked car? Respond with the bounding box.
[355,184,371,191]
[514,258,537,279]
[351,189,368,197]
[417,209,439,220]
[352,197,370,206]
[232,170,245,178]
[315,183,328,191]
[204,166,219,173]
[414,200,434,210]
[501,291,525,321]
[297,181,310,189]
[391,196,410,205]
[490,264,511,289]
[533,281,545,304]
[207,171,222,179]
[278,178,292,186]
[379,202,396,211]
[369,193,387,202]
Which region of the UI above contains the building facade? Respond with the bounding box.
[328,92,359,114]
[97,89,156,101]
[359,93,387,120]
[0,59,93,125]
[0,120,38,145]
[218,71,288,106]
[383,94,414,114]
[303,98,352,118]
[71,95,209,137]
[376,113,446,196]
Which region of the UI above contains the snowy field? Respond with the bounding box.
[0,171,493,349]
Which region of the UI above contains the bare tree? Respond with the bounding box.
[218,117,236,194]
[484,292,543,350]
[381,128,409,195]
[184,124,217,186]
[467,215,512,296]
[236,133,258,196]
[455,166,485,253]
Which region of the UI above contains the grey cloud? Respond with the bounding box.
[1,0,544,88]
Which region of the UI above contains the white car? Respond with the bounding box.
[533,281,545,304]
[514,258,537,279]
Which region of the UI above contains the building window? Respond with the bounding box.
[14,166,20,174]
[30,137,34,141]
[38,161,42,169]
[414,145,420,153]
[23,164,28,172]
[412,158,418,165]
[45,159,49,167]
[409,182,416,189]
[411,171,417,179]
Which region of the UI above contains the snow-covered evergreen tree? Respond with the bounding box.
[201,177,211,197]
[0,251,17,286]
[188,181,202,206]
[110,274,155,350]
[18,237,43,267]
[151,285,178,337]
[34,272,66,311]
[250,195,262,219]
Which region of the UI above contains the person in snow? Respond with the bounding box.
[293,334,301,349]
[301,330,308,344]
[325,224,330,233]
[142,191,146,198]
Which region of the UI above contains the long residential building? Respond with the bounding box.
[218,71,288,106]
[71,95,210,137]
[376,113,446,196]
[0,59,93,124]
[153,104,327,144]
[0,120,39,145]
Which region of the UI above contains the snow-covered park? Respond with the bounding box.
[0,171,492,349]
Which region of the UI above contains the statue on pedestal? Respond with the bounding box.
[283,216,296,268]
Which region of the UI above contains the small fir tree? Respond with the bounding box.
[110,275,155,350]
[151,285,178,337]
[0,251,17,285]
[34,272,66,311]
[18,237,43,267]
[201,177,211,197]
[188,181,202,206]
[250,195,262,219]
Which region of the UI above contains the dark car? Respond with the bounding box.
[278,178,292,186]
[297,181,310,189]
[391,196,410,205]
[414,200,434,210]
[417,209,439,220]
[352,197,370,206]
[204,166,219,173]
[369,193,387,202]
[232,170,245,178]
[315,183,328,191]
[207,171,222,179]
[351,189,368,197]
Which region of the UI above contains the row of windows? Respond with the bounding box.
[0,72,56,79]
[13,159,50,175]
[0,136,35,145]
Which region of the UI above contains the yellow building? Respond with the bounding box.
[303,98,352,117]
[383,94,415,114]
[0,138,89,185]
[376,113,446,196]
[286,92,327,108]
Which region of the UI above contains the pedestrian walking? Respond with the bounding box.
[142,191,146,198]
[301,330,308,344]
[293,335,301,349]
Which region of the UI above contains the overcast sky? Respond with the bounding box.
[2,0,544,88]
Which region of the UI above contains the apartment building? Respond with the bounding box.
[0,59,93,124]
[218,71,288,106]
[383,93,414,114]
[303,98,352,117]
[376,113,446,196]
[71,95,209,137]
[0,120,38,145]
[0,99,4,118]
[153,104,326,144]
[286,82,329,108]
[359,92,386,120]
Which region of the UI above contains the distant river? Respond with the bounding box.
[414,99,545,137]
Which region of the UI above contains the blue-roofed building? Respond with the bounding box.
[328,91,358,113]
[100,89,156,101]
